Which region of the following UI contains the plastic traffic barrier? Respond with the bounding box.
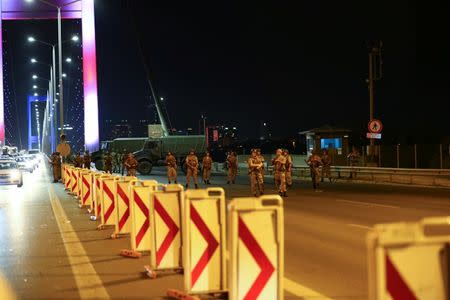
[70,168,80,196]
[90,173,107,219]
[79,171,93,208]
[228,195,284,300]
[61,164,68,184]
[367,217,450,300]
[145,184,185,278]
[64,165,73,190]
[111,177,137,238]
[99,176,120,228]
[182,188,227,296]
[120,180,159,258]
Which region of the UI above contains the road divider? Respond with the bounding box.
[228,195,284,300]
[145,184,184,278]
[367,217,450,300]
[111,177,137,238]
[120,180,159,258]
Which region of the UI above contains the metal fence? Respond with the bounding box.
[359,144,450,169]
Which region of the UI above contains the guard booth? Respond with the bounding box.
[299,125,351,166]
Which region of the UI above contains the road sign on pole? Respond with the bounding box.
[368,119,383,133]
[366,132,382,139]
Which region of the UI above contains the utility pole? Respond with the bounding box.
[367,41,382,158]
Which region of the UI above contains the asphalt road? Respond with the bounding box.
[1,162,450,299]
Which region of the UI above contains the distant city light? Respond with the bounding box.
[30,58,37,63]
[71,35,79,42]
[27,36,35,42]
[33,93,38,96]
[65,57,72,63]
[32,85,37,89]
[62,73,67,78]
[32,74,38,79]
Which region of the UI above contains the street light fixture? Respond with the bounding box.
[33,85,37,89]
[34,93,38,96]
[32,74,38,79]
[71,35,79,42]
[65,57,72,63]
[30,58,37,63]
[62,73,67,78]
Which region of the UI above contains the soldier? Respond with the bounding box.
[307,151,323,190]
[321,149,332,182]
[256,149,265,176]
[74,152,83,168]
[104,152,113,174]
[185,150,199,189]
[121,149,128,176]
[165,151,178,184]
[273,149,288,197]
[284,149,293,188]
[112,151,121,173]
[272,149,282,191]
[248,149,264,197]
[202,151,213,184]
[50,152,62,183]
[124,153,138,176]
[83,150,91,169]
[347,146,360,179]
[226,151,238,184]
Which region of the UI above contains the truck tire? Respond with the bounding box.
[138,160,153,175]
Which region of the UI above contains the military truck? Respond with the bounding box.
[92,137,148,170]
[133,135,206,175]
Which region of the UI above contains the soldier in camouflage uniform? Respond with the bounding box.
[165,151,178,184]
[273,149,288,197]
[104,152,113,174]
[202,152,213,184]
[226,151,238,184]
[83,150,91,169]
[321,149,332,182]
[74,153,83,168]
[284,149,293,187]
[124,153,138,177]
[185,150,199,189]
[248,149,264,197]
[50,152,62,183]
[307,151,323,190]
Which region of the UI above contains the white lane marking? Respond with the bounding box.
[336,199,398,209]
[47,184,110,299]
[284,277,332,300]
[347,224,372,230]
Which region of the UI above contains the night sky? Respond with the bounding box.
[2,1,449,147]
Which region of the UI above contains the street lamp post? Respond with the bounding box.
[25,0,82,137]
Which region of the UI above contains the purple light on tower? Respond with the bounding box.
[0,6,4,145]
[82,0,99,152]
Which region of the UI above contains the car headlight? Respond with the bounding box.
[10,170,21,180]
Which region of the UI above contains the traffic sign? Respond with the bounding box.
[368,119,383,133]
[366,132,382,139]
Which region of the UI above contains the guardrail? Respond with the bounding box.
[251,165,450,188]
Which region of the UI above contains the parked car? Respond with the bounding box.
[0,160,23,187]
